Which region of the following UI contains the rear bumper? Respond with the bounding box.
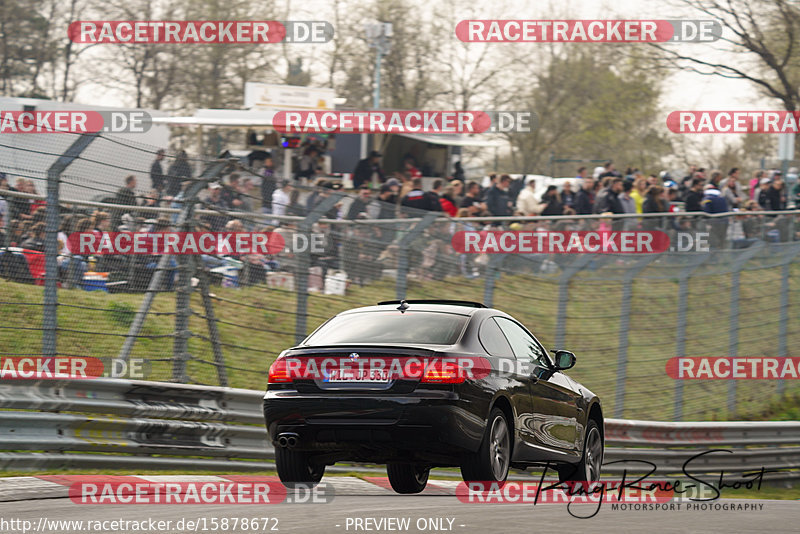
[263,389,485,462]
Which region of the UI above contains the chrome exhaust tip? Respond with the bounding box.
[277,432,300,448]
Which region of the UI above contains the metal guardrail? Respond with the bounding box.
[0,378,797,479]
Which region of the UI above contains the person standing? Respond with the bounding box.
[166,150,192,197]
[641,185,668,230]
[353,151,384,189]
[272,180,293,218]
[150,149,166,192]
[296,146,320,184]
[619,180,637,230]
[757,177,772,209]
[560,181,576,209]
[765,173,787,210]
[403,155,422,180]
[260,153,276,214]
[749,170,764,200]
[574,177,595,215]
[516,178,542,216]
[452,161,465,183]
[346,185,373,220]
[460,181,487,216]
[720,168,744,209]
[540,185,565,216]
[702,183,729,248]
[630,177,647,214]
[401,178,442,212]
[685,178,705,212]
[111,175,138,229]
[486,174,514,217]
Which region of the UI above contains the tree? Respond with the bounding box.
[177,0,280,110]
[86,0,185,108]
[429,0,518,111]
[650,0,800,112]
[503,46,672,175]
[0,0,58,97]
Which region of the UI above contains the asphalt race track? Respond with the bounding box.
[0,496,795,533]
[0,476,795,533]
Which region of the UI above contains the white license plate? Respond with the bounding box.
[323,369,391,383]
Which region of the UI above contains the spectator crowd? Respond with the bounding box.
[2,151,800,290]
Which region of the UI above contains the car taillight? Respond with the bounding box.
[420,360,467,384]
[268,358,292,383]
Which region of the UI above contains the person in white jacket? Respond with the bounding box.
[516,179,542,215]
[719,168,745,209]
[272,180,292,217]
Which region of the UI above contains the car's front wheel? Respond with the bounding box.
[275,447,325,487]
[460,408,511,482]
[557,419,603,482]
[387,463,430,494]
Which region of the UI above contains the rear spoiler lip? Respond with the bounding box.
[376,299,487,308]
[285,344,451,355]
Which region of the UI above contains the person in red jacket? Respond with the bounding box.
[431,179,457,216]
[403,155,422,179]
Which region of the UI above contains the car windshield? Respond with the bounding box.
[303,310,469,346]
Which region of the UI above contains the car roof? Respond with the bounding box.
[342,301,493,316]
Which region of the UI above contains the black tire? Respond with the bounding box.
[461,408,511,482]
[275,447,325,487]
[386,463,430,494]
[557,419,603,483]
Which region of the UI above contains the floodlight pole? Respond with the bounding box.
[367,22,392,154]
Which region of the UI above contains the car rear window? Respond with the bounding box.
[303,311,469,346]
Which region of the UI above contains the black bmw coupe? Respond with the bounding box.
[263,300,603,493]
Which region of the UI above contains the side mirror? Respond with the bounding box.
[552,349,576,371]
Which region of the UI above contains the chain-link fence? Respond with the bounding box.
[1,131,800,422]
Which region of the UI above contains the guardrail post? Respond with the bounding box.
[119,159,230,364]
[614,255,658,418]
[554,255,593,349]
[43,133,98,358]
[395,212,439,301]
[294,194,343,345]
[777,243,800,396]
[673,253,710,421]
[726,242,765,416]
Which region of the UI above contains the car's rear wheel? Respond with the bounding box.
[557,420,603,482]
[386,463,430,494]
[275,447,325,487]
[461,408,510,482]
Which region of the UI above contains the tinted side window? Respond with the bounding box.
[494,317,550,368]
[478,317,514,358]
